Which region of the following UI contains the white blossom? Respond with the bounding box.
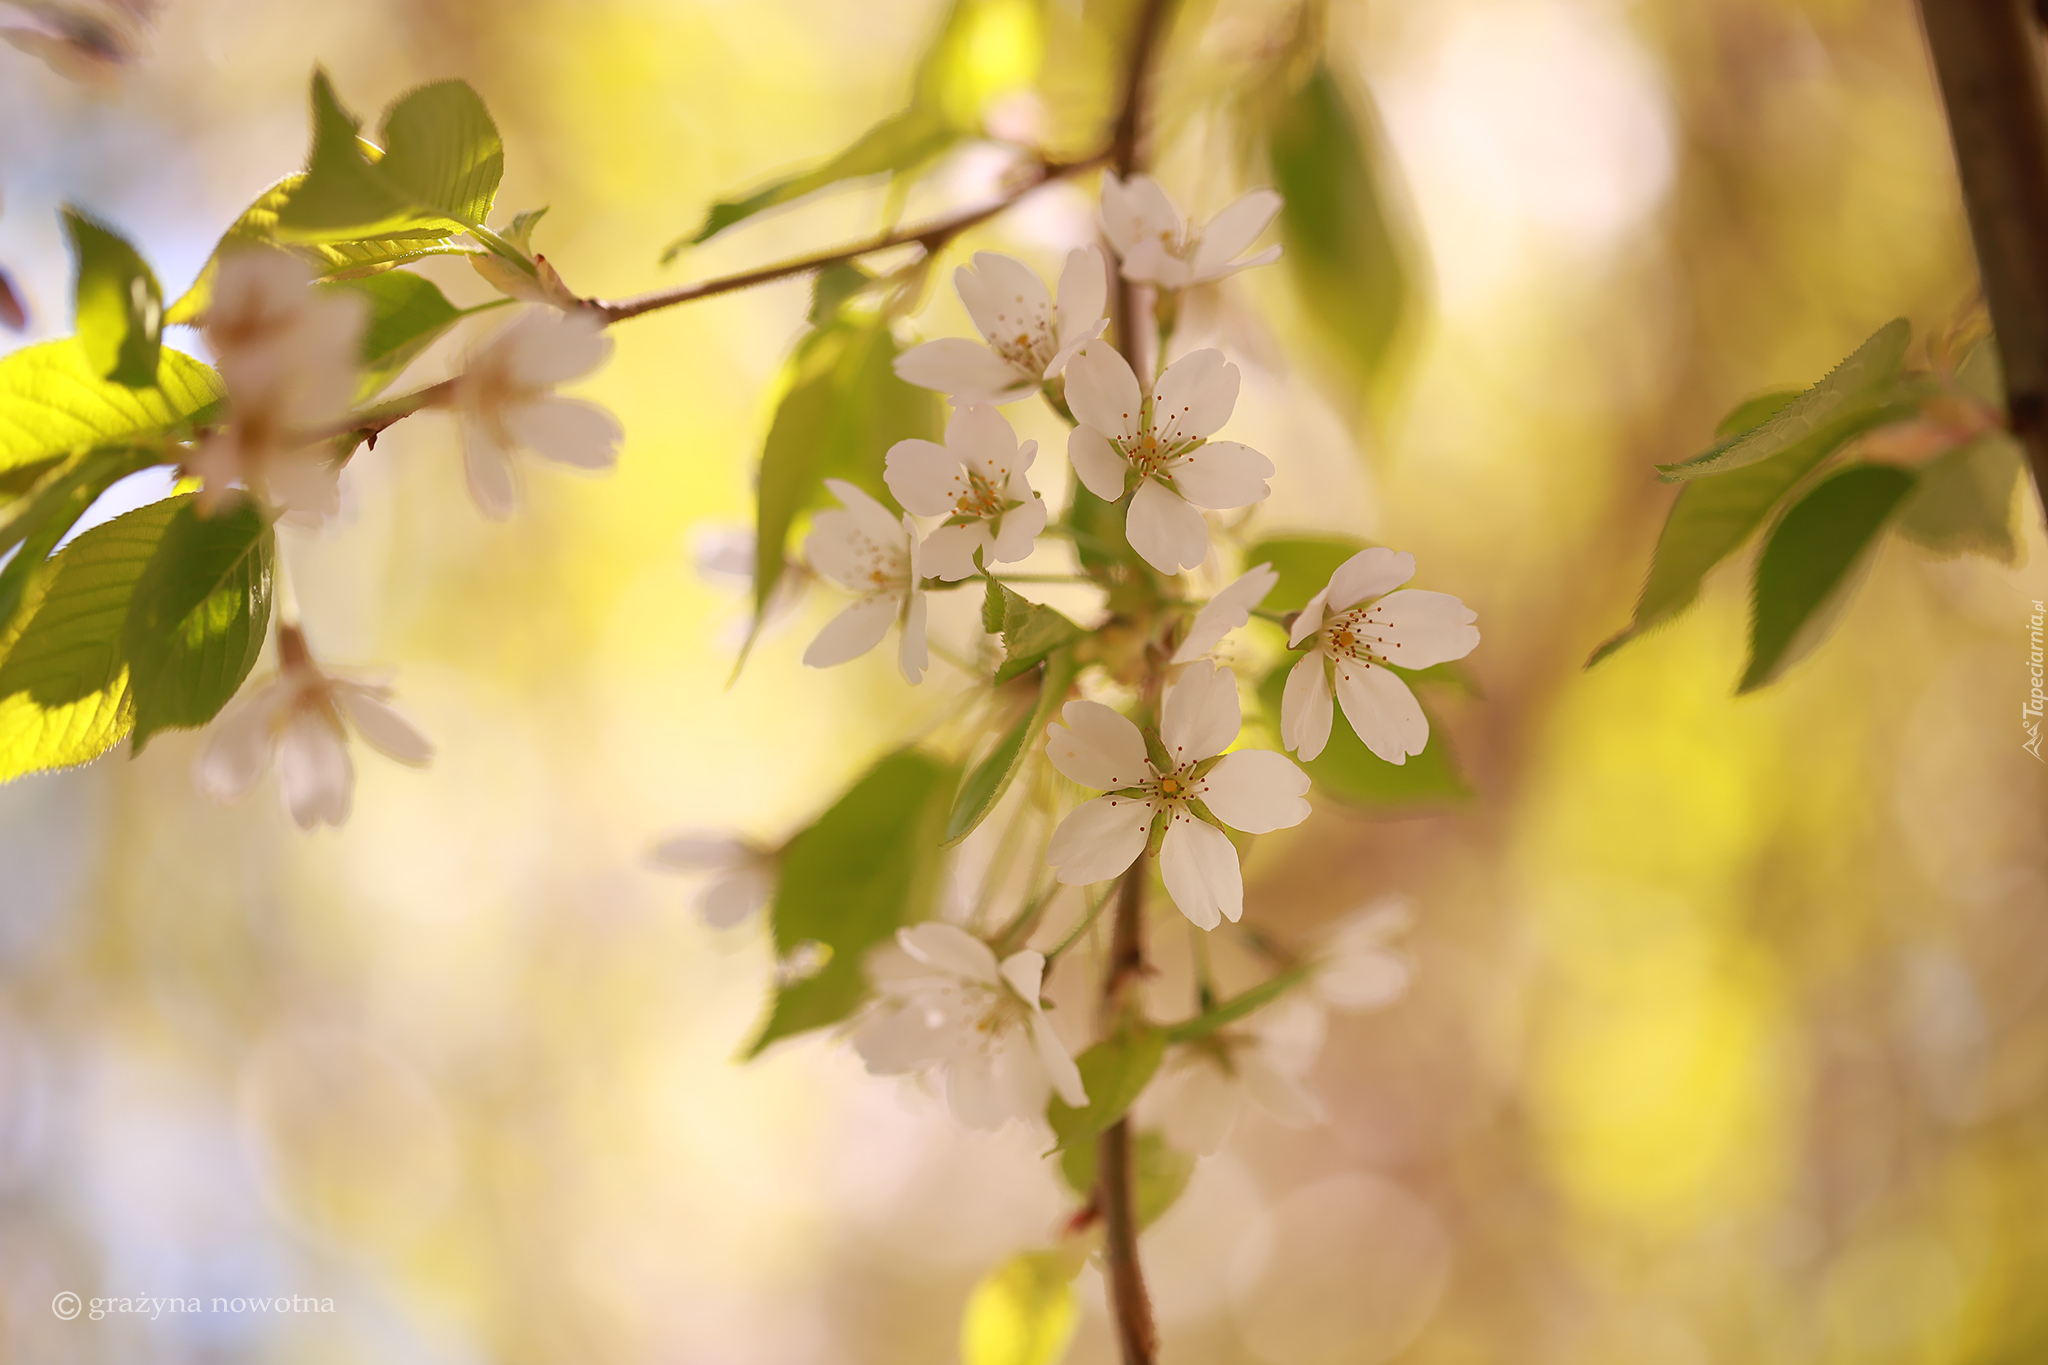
[1170,562,1279,664]
[452,306,622,519]
[1281,547,1479,765]
[801,478,929,684]
[853,922,1087,1131]
[195,626,432,830]
[1065,342,1273,573]
[189,249,367,523]
[690,523,808,646]
[1143,996,1326,1155]
[1043,661,1309,929]
[1312,896,1417,1011]
[894,248,1108,404]
[883,403,1045,580]
[1100,174,1282,289]
[650,830,775,929]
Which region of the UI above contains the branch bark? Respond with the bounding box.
[1918,0,2048,527]
[1097,865,1156,1365]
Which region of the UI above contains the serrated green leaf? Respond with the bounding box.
[62,208,162,389]
[0,446,162,637]
[1659,320,1913,481]
[1712,389,1801,440]
[322,270,483,399]
[746,748,958,1055]
[1240,533,1371,614]
[375,80,504,228]
[987,582,1082,684]
[0,340,222,477]
[0,497,183,782]
[1898,436,2021,564]
[1740,462,1917,693]
[122,497,273,750]
[1255,663,1468,809]
[1057,1129,1195,1229]
[960,1250,1080,1365]
[945,647,1076,847]
[1047,1026,1165,1152]
[1266,63,1413,411]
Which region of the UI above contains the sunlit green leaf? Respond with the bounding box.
[323,270,490,399]
[1740,462,1916,693]
[122,497,273,751]
[62,207,162,389]
[0,497,182,783]
[0,446,162,637]
[1898,436,2021,564]
[1240,533,1371,614]
[1713,389,1801,439]
[0,340,222,477]
[945,647,1076,847]
[746,747,958,1055]
[960,1250,1080,1365]
[1255,664,1469,810]
[1057,1129,1195,1228]
[1047,1026,1164,1152]
[984,580,1082,684]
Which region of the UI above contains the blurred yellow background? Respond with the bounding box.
[2,0,2045,1362]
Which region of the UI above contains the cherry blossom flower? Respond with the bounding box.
[1100,174,1282,289]
[883,403,1045,580]
[1044,661,1308,929]
[1065,342,1273,573]
[195,625,432,830]
[1143,996,1326,1155]
[853,922,1087,1130]
[452,306,622,519]
[1170,562,1279,664]
[650,830,776,929]
[894,248,1108,405]
[189,250,367,522]
[801,478,929,684]
[1312,896,1417,1010]
[690,523,808,646]
[1281,547,1479,765]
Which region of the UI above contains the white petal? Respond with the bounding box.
[1100,172,1183,258]
[277,710,353,829]
[947,1044,1019,1131]
[894,337,1031,403]
[1063,341,1143,440]
[194,679,289,802]
[1068,424,1128,501]
[1126,478,1210,574]
[1155,1056,1241,1155]
[1334,660,1429,765]
[1238,1052,1325,1127]
[898,590,929,685]
[505,396,622,470]
[999,950,1046,1002]
[650,831,748,871]
[1327,547,1416,611]
[495,306,612,387]
[822,478,906,549]
[1160,659,1240,765]
[333,684,434,766]
[1044,317,1110,380]
[882,439,962,517]
[1253,995,1328,1076]
[1046,794,1153,885]
[1191,189,1282,277]
[962,252,1053,349]
[1168,440,1272,511]
[262,447,342,522]
[1031,1013,1089,1108]
[1361,589,1481,668]
[1189,244,1281,285]
[698,866,772,929]
[461,420,519,520]
[1044,699,1151,790]
[1280,652,1335,760]
[1317,949,1412,1012]
[1150,349,1238,442]
[1054,245,1108,348]
[918,523,988,581]
[1158,815,1241,929]
[803,595,896,668]
[1289,586,1334,648]
[899,921,1002,984]
[948,402,1023,484]
[854,1002,945,1072]
[1201,749,1310,833]
[988,494,1046,565]
[1171,562,1278,663]
[1120,239,1191,289]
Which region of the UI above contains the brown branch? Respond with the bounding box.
[1918,0,2048,528]
[1097,866,1156,1365]
[1106,0,1176,369]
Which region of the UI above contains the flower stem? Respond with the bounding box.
[1044,881,1117,962]
[1098,864,1157,1365]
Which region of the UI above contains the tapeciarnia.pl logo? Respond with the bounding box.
[2025,600,2045,762]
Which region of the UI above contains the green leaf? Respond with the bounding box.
[0,340,223,478]
[0,497,182,782]
[322,270,480,399]
[1659,319,1913,481]
[747,748,958,1055]
[1056,1129,1196,1229]
[1240,533,1371,614]
[1255,663,1469,810]
[945,647,1077,847]
[987,582,1082,684]
[122,497,273,751]
[960,1250,1081,1365]
[1740,463,1917,693]
[1266,63,1414,410]
[1713,389,1801,440]
[1046,1026,1165,1153]
[274,72,502,244]
[1898,436,2022,564]
[62,207,163,389]
[0,446,163,637]
[1065,479,1126,578]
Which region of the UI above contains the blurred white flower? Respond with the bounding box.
[883,403,1045,580]
[189,250,367,523]
[195,625,432,831]
[1044,661,1308,929]
[894,248,1108,405]
[1281,548,1479,764]
[1313,897,1417,1011]
[1170,562,1279,664]
[1100,174,1283,289]
[1,0,156,91]
[1065,342,1272,574]
[452,306,622,518]
[853,922,1087,1131]
[689,523,808,647]
[801,479,929,684]
[1145,996,1326,1155]
[650,830,775,929]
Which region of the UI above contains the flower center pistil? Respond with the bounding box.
[955,467,1008,519]
[1323,607,1388,665]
